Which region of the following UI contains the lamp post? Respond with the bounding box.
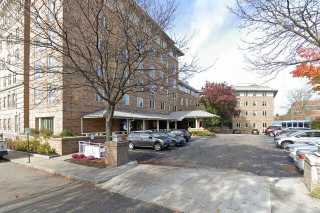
[25,128,31,163]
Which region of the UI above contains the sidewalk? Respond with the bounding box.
[4,151,137,184]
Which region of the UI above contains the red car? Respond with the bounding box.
[264,126,282,136]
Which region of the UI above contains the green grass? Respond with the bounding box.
[311,187,320,199]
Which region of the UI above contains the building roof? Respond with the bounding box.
[169,110,219,121]
[82,110,217,121]
[178,81,200,93]
[234,84,278,96]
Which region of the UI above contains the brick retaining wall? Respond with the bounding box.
[48,136,106,155]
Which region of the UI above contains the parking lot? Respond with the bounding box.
[2,134,319,212]
[108,134,320,212]
[129,134,300,178]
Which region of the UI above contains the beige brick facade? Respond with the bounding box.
[232,85,278,133]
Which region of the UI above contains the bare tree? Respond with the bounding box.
[231,0,320,75]
[0,0,200,139]
[287,87,312,118]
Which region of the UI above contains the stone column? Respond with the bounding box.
[106,140,129,167]
[195,119,199,129]
[126,119,130,133]
[166,121,170,131]
[304,154,320,192]
[142,120,146,130]
[156,120,160,131]
[174,121,178,129]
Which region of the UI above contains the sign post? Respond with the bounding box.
[25,128,31,163]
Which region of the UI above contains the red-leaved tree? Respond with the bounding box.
[201,82,238,126]
[292,48,320,90]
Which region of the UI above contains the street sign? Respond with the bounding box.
[25,128,32,135]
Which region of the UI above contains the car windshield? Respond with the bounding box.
[168,133,176,137]
[151,132,166,137]
[288,131,304,137]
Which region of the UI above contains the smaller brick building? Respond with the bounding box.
[232,84,278,133]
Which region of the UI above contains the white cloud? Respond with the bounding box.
[177,0,311,115]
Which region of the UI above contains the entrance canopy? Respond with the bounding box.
[82,110,218,121]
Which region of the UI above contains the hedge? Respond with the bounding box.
[8,139,56,156]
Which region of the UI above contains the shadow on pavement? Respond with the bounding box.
[0,182,175,213]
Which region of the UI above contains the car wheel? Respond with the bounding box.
[128,142,135,150]
[281,141,292,149]
[154,143,162,151]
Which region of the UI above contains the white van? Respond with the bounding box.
[0,134,8,157]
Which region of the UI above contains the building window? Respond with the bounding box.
[253,101,257,106]
[34,60,41,79]
[96,93,103,102]
[253,123,256,128]
[180,98,184,106]
[253,111,257,116]
[149,96,155,109]
[263,123,267,128]
[34,88,42,105]
[40,117,54,133]
[245,123,248,128]
[122,94,130,106]
[262,111,267,116]
[48,85,56,104]
[245,101,248,106]
[48,55,57,72]
[160,102,165,110]
[137,97,144,108]
[262,101,267,106]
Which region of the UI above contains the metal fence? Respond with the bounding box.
[78,141,106,159]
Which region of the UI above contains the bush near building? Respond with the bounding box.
[59,129,75,138]
[189,129,215,137]
[311,186,320,199]
[312,120,320,129]
[8,139,56,156]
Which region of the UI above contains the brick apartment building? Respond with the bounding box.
[0,0,214,138]
[232,84,278,133]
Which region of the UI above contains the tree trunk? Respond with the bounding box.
[105,104,115,142]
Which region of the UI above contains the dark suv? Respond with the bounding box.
[170,129,191,142]
[128,131,171,151]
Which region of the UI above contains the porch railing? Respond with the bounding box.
[78,141,106,159]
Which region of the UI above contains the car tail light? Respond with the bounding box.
[298,154,305,160]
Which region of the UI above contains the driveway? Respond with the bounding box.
[101,134,320,213]
[129,134,299,177]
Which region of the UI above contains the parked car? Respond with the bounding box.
[265,125,282,136]
[170,129,191,142]
[167,132,186,146]
[251,129,260,135]
[128,131,171,151]
[275,130,320,149]
[288,144,318,161]
[0,135,8,157]
[274,127,311,137]
[232,129,241,134]
[295,150,318,172]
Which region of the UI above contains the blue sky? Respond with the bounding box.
[170,0,310,115]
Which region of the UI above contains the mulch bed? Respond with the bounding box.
[66,158,108,168]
